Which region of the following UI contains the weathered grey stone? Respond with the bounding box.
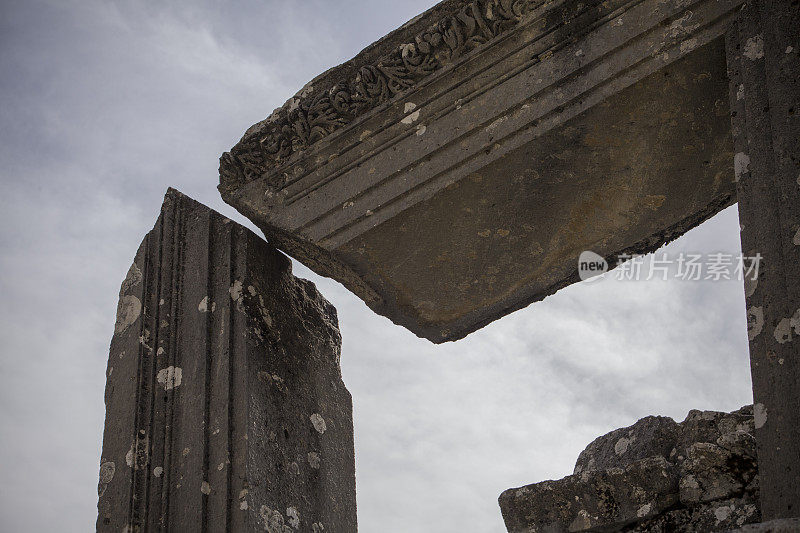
[574,416,679,475]
[97,189,356,532]
[679,441,758,505]
[726,518,800,532]
[499,457,679,533]
[219,0,743,342]
[500,406,763,532]
[726,0,800,520]
[625,497,761,532]
[678,407,756,456]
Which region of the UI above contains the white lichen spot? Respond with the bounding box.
[416,125,427,136]
[286,507,300,529]
[614,437,631,455]
[115,295,142,334]
[198,296,211,312]
[156,366,183,391]
[775,318,793,344]
[575,48,583,57]
[747,306,764,340]
[342,201,354,209]
[217,462,225,471]
[793,227,800,246]
[787,46,794,54]
[680,38,698,54]
[734,152,751,182]
[99,461,116,484]
[157,347,164,356]
[754,403,767,429]
[774,308,800,344]
[312,523,325,533]
[182,447,190,457]
[404,102,417,113]
[401,110,420,125]
[201,481,211,495]
[743,34,764,60]
[121,262,143,293]
[126,444,135,467]
[260,505,289,533]
[570,509,593,531]
[637,503,652,518]
[714,504,733,523]
[229,280,244,303]
[307,452,321,469]
[736,84,745,101]
[310,413,327,434]
[153,466,163,477]
[240,500,248,510]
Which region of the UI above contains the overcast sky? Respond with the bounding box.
[0,1,753,532]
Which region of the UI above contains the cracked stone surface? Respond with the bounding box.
[499,406,761,532]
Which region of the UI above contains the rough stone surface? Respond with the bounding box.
[97,189,356,532]
[500,456,679,533]
[499,406,762,532]
[574,416,679,475]
[220,0,743,342]
[726,0,800,520]
[726,518,800,532]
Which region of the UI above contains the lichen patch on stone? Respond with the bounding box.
[743,34,764,60]
[157,366,183,390]
[753,403,767,429]
[115,295,142,334]
[310,413,327,434]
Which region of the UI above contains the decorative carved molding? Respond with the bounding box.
[220,0,545,189]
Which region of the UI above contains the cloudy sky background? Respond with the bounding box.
[0,1,753,531]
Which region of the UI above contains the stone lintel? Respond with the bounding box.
[220,0,744,341]
[97,189,356,532]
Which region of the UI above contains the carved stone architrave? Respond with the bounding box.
[221,0,745,342]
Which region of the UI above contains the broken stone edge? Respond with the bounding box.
[227,187,735,343]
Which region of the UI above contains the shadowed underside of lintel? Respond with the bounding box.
[219,0,742,343]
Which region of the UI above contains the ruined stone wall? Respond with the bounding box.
[500,406,762,532]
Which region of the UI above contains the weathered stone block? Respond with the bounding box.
[97,189,356,532]
[679,441,758,505]
[626,496,760,532]
[220,0,744,342]
[499,457,679,533]
[574,416,679,475]
[500,406,763,532]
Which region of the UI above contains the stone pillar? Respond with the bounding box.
[97,189,356,532]
[726,0,800,520]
